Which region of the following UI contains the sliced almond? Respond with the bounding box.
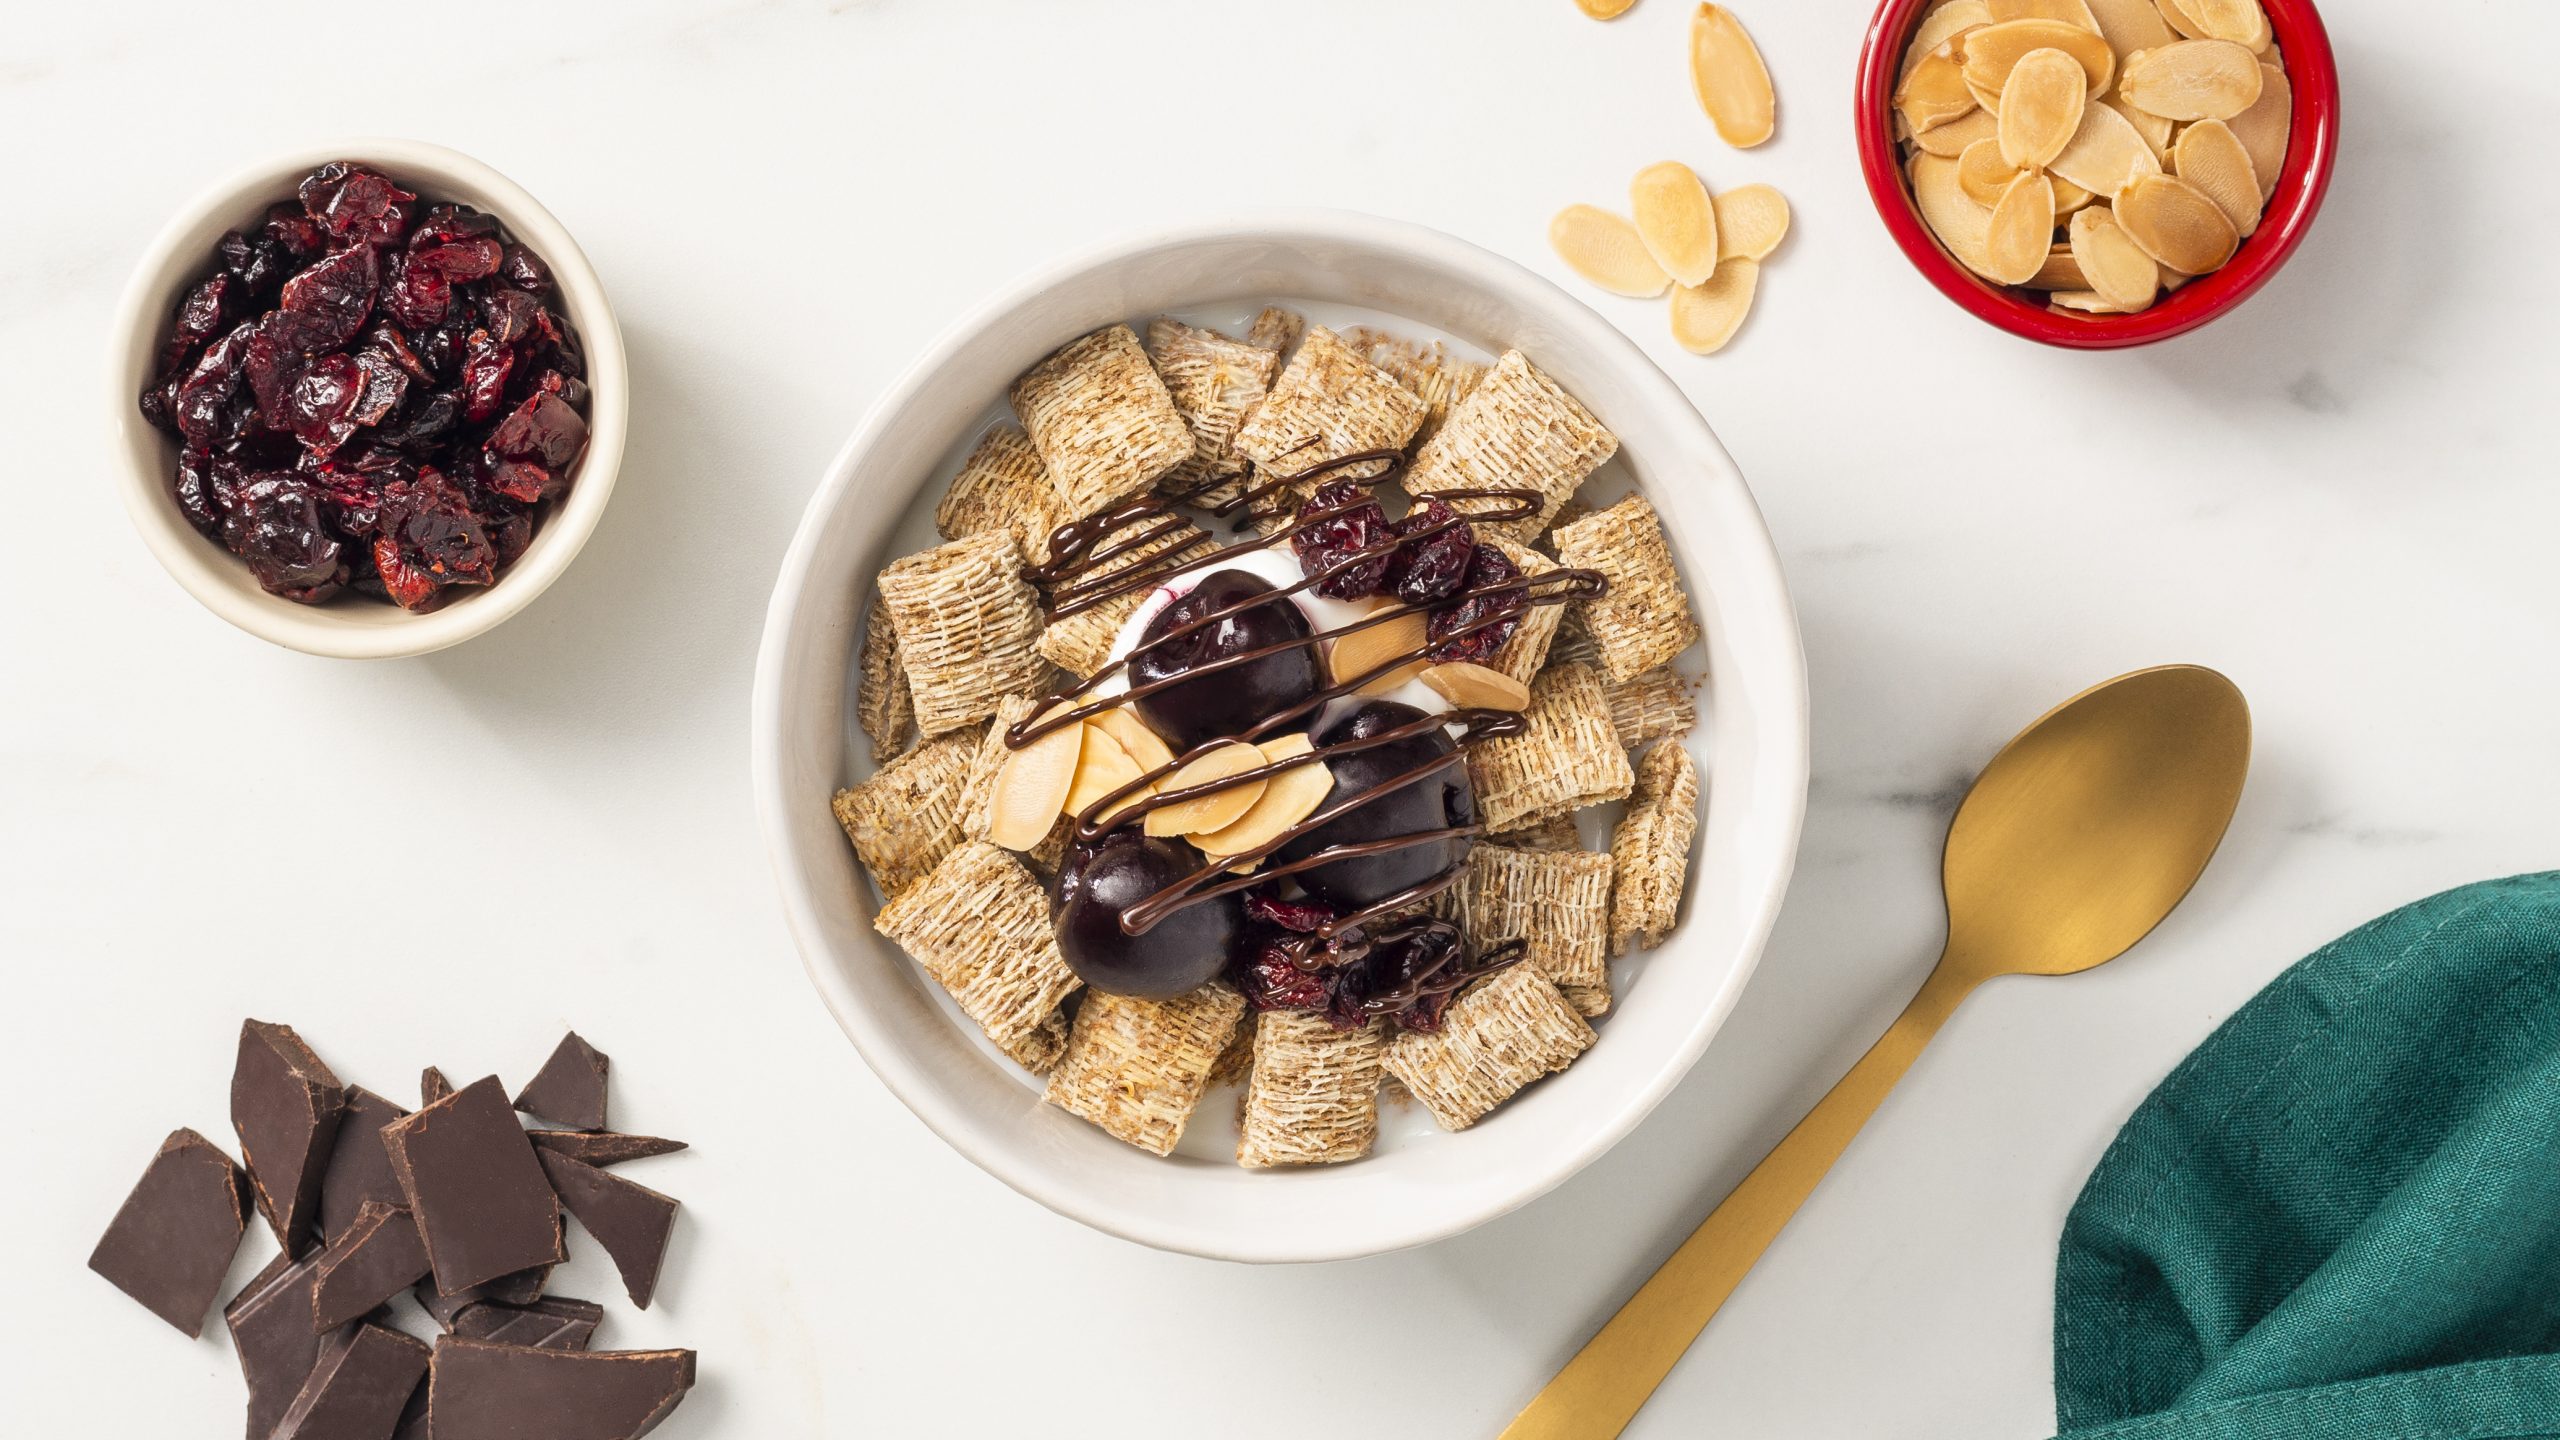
[2025,244,2089,290]
[2226,62,2291,192]
[1690,3,1777,147]
[1630,161,1721,287]
[1549,205,1673,297]
[987,710,1082,851]
[1909,152,2000,279]
[1192,734,1334,861]
[1143,740,1268,839]
[1984,171,2058,285]
[1962,19,2116,99]
[1910,106,2000,157]
[1065,723,1149,822]
[2050,289,2135,313]
[1089,706,1175,775]
[2049,95,2163,196]
[1576,0,1638,17]
[1958,137,2025,207]
[1669,258,1759,354]
[2185,0,2268,49]
[2069,203,2162,309]
[1998,47,2089,169]
[2113,171,2239,273]
[1420,662,1535,712]
[1965,73,2007,115]
[2106,95,2175,160]
[2172,117,2263,235]
[2117,39,2262,121]
[1713,183,1791,260]
[1985,0,2102,33]
[1903,1,1990,76]
[1327,603,1432,691]
[1896,46,1979,135]
[2083,0,2177,56]
[2053,175,2097,213]
[2153,0,2209,40]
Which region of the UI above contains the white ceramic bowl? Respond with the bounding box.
[108,138,628,659]
[752,212,1808,1262]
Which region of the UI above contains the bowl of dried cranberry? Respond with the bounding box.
[109,139,626,658]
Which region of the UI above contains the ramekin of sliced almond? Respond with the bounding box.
[1861,0,2335,346]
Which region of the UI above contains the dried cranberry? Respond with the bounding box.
[485,507,533,569]
[1290,481,1394,599]
[478,289,540,347]
[1241,888,1342,935]
[365,323,432,382]
[299,163,414,248]
[414,237,504,284]
[376,468,496,602]
[1233,936,1332,1013]
[459,334,514,422]
[376,389,461,451]
[171,448,223,535]
[370,536,441,611]
[1384,499,1476,606]
[349,347,409,427]
[1428,541,1524,663]
[171,323,252,447]
[407,203,499,250]
[277,244,379,349]
[498,244,552,293]
[262,203,325,258]
[488,391,588,472]
[220,473,347,601]
[155,276,234,382]
[284,352,364,456]
[216,229,290,301]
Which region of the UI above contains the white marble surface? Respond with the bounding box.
[4,2,2555,1435]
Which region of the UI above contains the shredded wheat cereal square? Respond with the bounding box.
[1561,980,1612,1018]
[1237,1011,1384,1169]
[831,724,981,900]
[1490,813,1585,852]
[874,842,1083,1072]
[1035,518,1216,678]
[1044,984,1246,1156]
[1604,667,1698,752]
[956,692,1072,873]
[1468,662,1635,832]
[876,532,1051,737]
[1145,318,1282,512]
[1403,350,1618,541]
[1246,306,1304,355]
[1481,535,1565,686]
[935,424,1068,567]
[856,601,913,764]
[1549,496,1701,682]
[1381,966,1595,1131]
[1546,605,1602,671]
[1341,326,1489,444]
[1609,741,1701,956]
[1456,845,1614,991]
[1230,326,1428,517]
[1008,325,1196,516]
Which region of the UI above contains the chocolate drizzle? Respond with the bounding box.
[1013,450,1607,980]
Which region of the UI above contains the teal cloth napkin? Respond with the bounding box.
[2050,872,2560,1440]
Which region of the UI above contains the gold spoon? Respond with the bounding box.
[1501,664,2251,1440]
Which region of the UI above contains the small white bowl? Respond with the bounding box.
[108,138,627,659]
[751,212,1809,1262]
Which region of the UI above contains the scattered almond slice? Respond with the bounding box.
[1998,47,2089,168]
[1965,73,2007,115]
[1909,152,2000,278]
[2117,39,2262,121]
[1420,662,1535,712]
[2053,175,2097,213]
[2114,171,2240,273]
[1896,47,1979,135]
[1328,603,1432,692]
[1985,0,2102,33]
[1630,161,1721,287]
[2051,289,2135,313]
[1549,205,1673,297]
[2082,0,2178,57]
[2172,117,2264,236]
[1958,138,2026,206]
[1576,0,1639,17]
[2106,96,2175,160]
[1088,706,1176,776]
[987,708,1082,851]
[1690,4,1777,147]
[2186,0,2269,50]
[2227,62,2292,191]
[1713,183,1791,260]
[1904,1,1990,76]
[2154,0,2210,40]
[1143,741,1269,839]
[2026,245,2089,290]
[1962,19,2116,99]
[1065,723,1147,821]
[1910,106,2000,157]
[1669,258,1759,354]
[1984,171,2058,285]
[1192,734,1333,861]
[2049,96,2162,196]
[2069,204,2162,309]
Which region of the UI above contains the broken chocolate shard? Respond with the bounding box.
[537,1151,679,1310]
[87,1127,251,1338]
[316,1087,411,1247]
[425,1337,696,1440]
[420,1067,453,1107]
[272,1321,429,1440]
[381,1076,564,1296]
[228,1250,342,1440]
[413,1257,553,1330]
[513,1032,611,1131]
[526,1130,688,1168]
[232,1020,346,1256]
[312,1199,432,1331]
[451,1294,605,1351]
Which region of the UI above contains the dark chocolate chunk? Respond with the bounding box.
[420,1067,454,1106]
[425,1337,696,1440]
[232,1020,346,1255]
[272,1322,430,1440]
[316,1087,411,1247]
[536,1151,678,1310]
[87,1128,251,1337]
[228,1250,342,1440]
[526,1131,688,1168]
[413,1254,554,1330]
[451,1295,604,1351]
[381,1076,564,1295]
[513,1032,611,1131]
[312,1200,432,1331]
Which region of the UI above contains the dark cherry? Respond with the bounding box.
[1129,569,1321,752]
[1053,833,1241,999]
[1274,700,1476,911]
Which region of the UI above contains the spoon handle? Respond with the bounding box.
[1499,965,1977,1440]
